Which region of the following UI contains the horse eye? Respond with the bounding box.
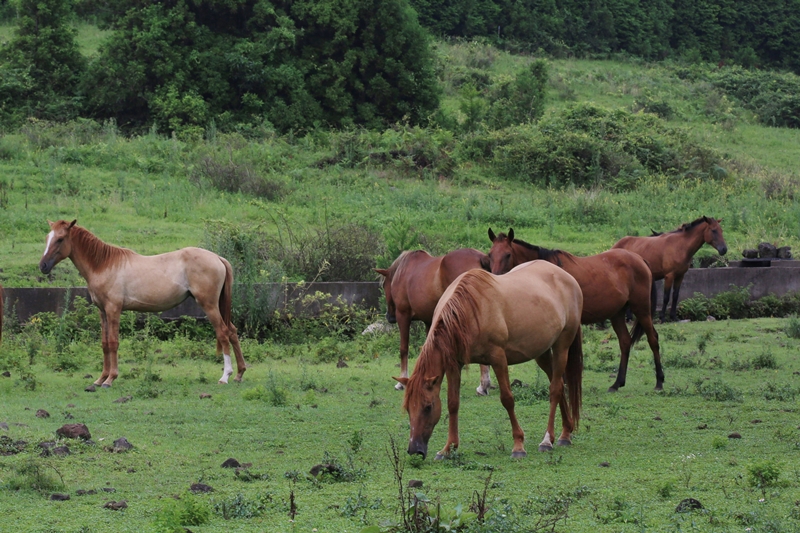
[423,404,432,414]
[56,238,63,243]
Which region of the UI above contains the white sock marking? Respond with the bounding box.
[219,354,233,384]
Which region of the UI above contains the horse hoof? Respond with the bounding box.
[556,439,572,447]
[511,451,527,459]
[218,380,228,385]
[538,444,553,452]
[395,382,405,391]
[101,384,111,388]
[655,385,664,391]
[607,386,618,393]
[475,386,488,396]
[434,453,446,461]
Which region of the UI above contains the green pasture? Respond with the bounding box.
[1,318,799,532]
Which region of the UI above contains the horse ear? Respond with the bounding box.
[716,218,723,224]
[479,254,490,271]
[488,228,496,242]
[424,376,439,388]
[68,219,77,228]
[507,228,514,242]
[393,376,409,386]
[702,216,709,223]
[47,220,55,228]
[375,268,389,277]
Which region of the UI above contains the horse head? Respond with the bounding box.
[397,374,443,458]
[487,227,518,275]
[40,219,77,274]
[702,217,728,256]
[374,268,397,324]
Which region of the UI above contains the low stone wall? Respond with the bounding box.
[655,265,800,303]
[3,282,381,323]
[4,265,800,322]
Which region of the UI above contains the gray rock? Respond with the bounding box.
[112,437,133,452]
[742,249,758,259]
[56,423,92,440]
[758,242,777,258]
[777,246,792,259]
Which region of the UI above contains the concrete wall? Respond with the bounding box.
[3,282,382,322]
[4,264,800,321]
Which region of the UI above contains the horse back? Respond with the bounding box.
[612,236,669,280]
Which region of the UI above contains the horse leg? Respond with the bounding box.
[670,275,684,322]
[535,352,572,448]
[94,308,111,387]
[435,368,463,460]
[227,322,246,382]
[196,298,238,384]
[489,356,526,458]
[661,274,674,323]
[395,314,411,390]
[607,313,632,393]
[476,365,492,396]
[642,314,664,390]
[101,307,121,387]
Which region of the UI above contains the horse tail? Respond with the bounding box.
[219,257,234,327]
[566,327,583,429]
[0,284,4,345]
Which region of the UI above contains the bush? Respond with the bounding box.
[153,495,211,533]
[486,59,548,129]
[709,67,800,128]
[695,378,742,402]
[82,0,439,134]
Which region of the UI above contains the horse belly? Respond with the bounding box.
[123,287,189,313]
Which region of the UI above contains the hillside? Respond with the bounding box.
[0,35,798,288]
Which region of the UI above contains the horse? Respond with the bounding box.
[375,249,494,394]
[39,220,245,388]
[612,216,728,322]
[398,261,583,459]
[488,228,663,392]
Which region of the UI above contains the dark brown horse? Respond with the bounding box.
[375,249,492,393]
[398,261,583,459]
[40,220,245,387]
[488,228,663,392]
[613,216,728,322]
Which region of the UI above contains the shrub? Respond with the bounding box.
[762,382,798,402]
[191,155,286,200]
[709,67,800,129]
[82,0,439,134]
[695,378,742,402]
[153,495,211,533]
[785,315,800,338]
[747,460,781,492]
[486,60,548,129]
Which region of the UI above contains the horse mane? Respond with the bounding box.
[662,217,709,235]
[70,225,132,272]
[403,270,494,410]
[495,232,567,266]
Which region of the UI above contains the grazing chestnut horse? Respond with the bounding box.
[375,249,493,394]
[613,216,728,322]
[398,261,583,459]
[488,228,663,392]
[39,220,245,387]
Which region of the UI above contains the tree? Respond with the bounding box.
[82,0,440,135]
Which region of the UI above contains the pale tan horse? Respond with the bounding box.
[39,220,245,387]
[398,261,583,460]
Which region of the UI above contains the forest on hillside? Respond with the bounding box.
[0,0,799,135]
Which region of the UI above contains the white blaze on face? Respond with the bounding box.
[43,231,54,257]
[219,353,233,384]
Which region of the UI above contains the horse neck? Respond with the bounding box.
[68,227,127,280]
[680,223,709,256]
[511,243,541,265]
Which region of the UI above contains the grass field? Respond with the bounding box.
[1,318,799,532]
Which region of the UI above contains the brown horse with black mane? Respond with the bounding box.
[375,249,492,393]
[39,220,245,388]
[613,216,727,322]
[398,261,583,459]
[488,228,663,392]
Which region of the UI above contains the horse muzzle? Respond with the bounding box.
[39,259,54,274]
[407,439,427,459]
[717,245,728,255]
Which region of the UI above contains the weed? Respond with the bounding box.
[752,349,777,369]
[3,460,64,493]
[153,494,211,532]
[786,315,800,338]
[212,493,271,520]
[747,460,781,495]
[697,330,713,354]
[341,487,382,521]
[695,378,743,402]
[762,382,798,402]
[348,430,364,454]
[712,436,728,449]
[242,372,289,407]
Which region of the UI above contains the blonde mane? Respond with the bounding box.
[69,225,133,272]
[403,270,495,410]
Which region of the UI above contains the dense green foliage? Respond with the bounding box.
[79,0,439,135]
[0,0,85,124]
[410,0,800,74]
